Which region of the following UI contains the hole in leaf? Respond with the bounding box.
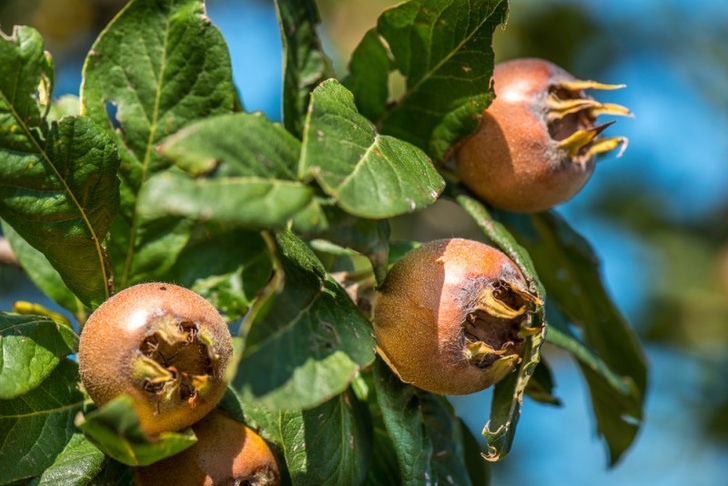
[105,101,121,129]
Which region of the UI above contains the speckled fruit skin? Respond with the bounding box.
[373,239,534,395]
[78,283,232,436]
[135,411,281,486]
[456,58,594,212]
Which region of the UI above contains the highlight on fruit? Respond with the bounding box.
[135,410,281,486]
[372,238,543,395]
[78,282,233,435]
[455,57,633,212]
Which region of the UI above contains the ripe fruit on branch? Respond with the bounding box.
[455,57,632,212]
[135,410,280,486]
[78,283,233,435]
[372,239,542,395]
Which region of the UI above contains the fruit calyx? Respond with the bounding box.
[546,78,632,163]
[462,277,541,372]
[133,314,219,406]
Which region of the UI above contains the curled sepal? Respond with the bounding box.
[558,79,627,91]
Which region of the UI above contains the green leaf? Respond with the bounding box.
[107,214,193,288]
[0,312,78,399]
[523,357,561,406]
[344,29,392,122]
[500,210,647,464]
[81,0,235,288]
[0,27,120,308]
[87,460,134,486]
[76,396,197,467]
[35,433,106,486]
[300,79,445,219]
[295,201,391,286]
[275,0,334,138]
[454,193,546,461]
[280,390,371,485]
[159,112,301,179]
[2,222,84,318]
[461,419,490,486]
[169,227,273,321]
[546,302,642,463]
[372,358,473,485]
[234,230,376,411]
[0,359,86,485]
[455,193,543,296]
[0,115,120,309]
[372,0,509,160]
[48,95,81,122]
[138,171,314,229]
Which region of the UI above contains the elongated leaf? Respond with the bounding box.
[456,193,542,296]
[275,0,334,137]
[373,358,473,485]
[76,396,196,467]
[300,79,445,218]
[107,214,193,287]
[2,222,84,318]
[234,230,376,411]
[523,357,561,406]
[455,193,546,461]
[295,201,390,286]
[35,433,106,486]
[344,29,392,122]
[500,210,646,464]
[87,460,134,486]
[0,359,86,485]
[159,112,301,179]
[482,323,545,462]
[1,27,119,308]
[0,115,120,308]
[0,312,78,399]
[280,391,371,485]
[169,227,273,321]
[369,0,508,160]
[82,0,235,288]
[139,172,314,229]
[546,302,642,463]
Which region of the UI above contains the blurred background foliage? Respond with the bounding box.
[1,0,727,484]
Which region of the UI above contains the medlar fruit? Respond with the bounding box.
[135,410,280,486]
[373,239,541,395]
[78,283,233,435]
[455,57,631,212]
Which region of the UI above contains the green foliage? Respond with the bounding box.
[76,396,197,467]
[0,0,647,483]
[0,27,120,308]
[300,80,445,219]
[0,312,78,399]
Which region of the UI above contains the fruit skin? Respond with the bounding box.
[78,283,233,436]
[456,57,629,212]
[372,239,540,395]
[135,410,281,486]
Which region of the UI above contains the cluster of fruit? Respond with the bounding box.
[78,283,280,485]
[373,58,630,394]
[76,57,628,482]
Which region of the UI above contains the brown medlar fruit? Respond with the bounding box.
[135,410,280,486]
[455,57,631,212]
[373,239,541,395]
[78,283,233,435]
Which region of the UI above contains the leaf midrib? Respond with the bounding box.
[0,92,109,301]
[377,0,499,126]
[120,15,173,287]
